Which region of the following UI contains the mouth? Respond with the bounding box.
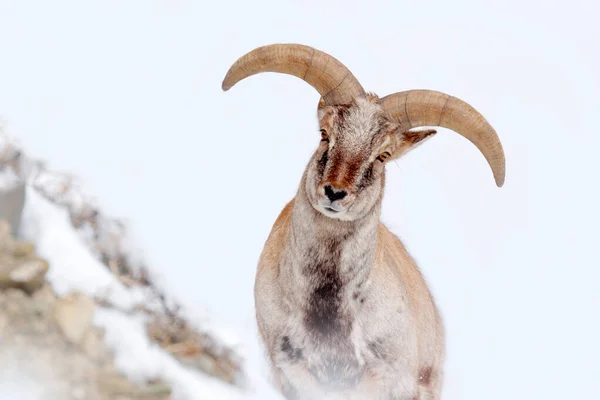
[321,201,345,214]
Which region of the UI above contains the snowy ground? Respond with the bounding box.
[2,165,281,399]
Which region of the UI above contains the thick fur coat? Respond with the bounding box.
[254,96,444,400]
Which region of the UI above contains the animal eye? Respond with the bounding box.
[377,151,391,162]
[320,129,329,141]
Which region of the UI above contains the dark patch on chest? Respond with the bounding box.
[280,336,303,362]
[299,232,369,390]
[305,269,345,337]
[302,237,351,338]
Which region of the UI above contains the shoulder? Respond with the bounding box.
[376,222,409,260]
[256,199,294,278]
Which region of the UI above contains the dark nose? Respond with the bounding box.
[324,185,347,202]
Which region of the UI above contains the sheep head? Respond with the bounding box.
[223,44,505,221]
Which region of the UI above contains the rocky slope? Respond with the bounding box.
[0,130,249,399]
[0,219,172,400]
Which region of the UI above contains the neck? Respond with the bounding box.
[280,178,381,336]
[290,186,381,266]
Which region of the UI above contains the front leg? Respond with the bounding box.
[269,332,325,399]
[276,362,329,400]
[266,364,299,400]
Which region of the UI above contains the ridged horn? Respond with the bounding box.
[380,90,506,187]
[222,44,365,105]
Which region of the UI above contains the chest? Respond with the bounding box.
[277,301,365,390]
[275,277,407,394]
[282,231,373,335]
[275,238,385,388]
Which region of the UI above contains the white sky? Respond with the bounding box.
[1,0,599,399]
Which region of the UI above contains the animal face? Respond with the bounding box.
[304,95,437,221]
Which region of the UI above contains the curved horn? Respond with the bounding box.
[380,90,506,187]
[222,44,365,105]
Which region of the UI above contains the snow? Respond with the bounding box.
[0,346,52,400]
[20,188,146,309]
[95,308,248,400]
[12,180,281,399]
[0,168,20,190]
[0,375,44,400]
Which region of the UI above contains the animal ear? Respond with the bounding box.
[390,128,437,160]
